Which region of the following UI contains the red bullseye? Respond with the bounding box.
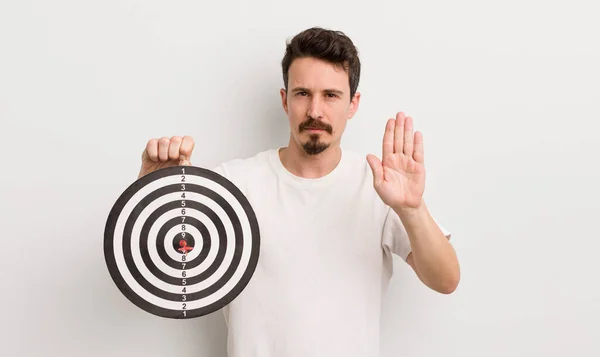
[178,239,194,253]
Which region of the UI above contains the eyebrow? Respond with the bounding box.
[291,87,345,95]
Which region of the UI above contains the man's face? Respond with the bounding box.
[280,57,360,155]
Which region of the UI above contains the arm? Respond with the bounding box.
[366,112,460,294]
[395,201,460,294]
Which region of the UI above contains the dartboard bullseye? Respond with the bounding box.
[104,165,260,319]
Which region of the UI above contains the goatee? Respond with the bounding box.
[302,134,330,155]
[298,117,332,155]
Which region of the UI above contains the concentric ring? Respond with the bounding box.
[104,165,260,319]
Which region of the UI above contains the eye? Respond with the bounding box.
[326,93,338,98]
[296,91,308,96]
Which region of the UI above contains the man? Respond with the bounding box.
[138,27,459,357]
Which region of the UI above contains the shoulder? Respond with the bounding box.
[338,148,381,197]
[340,148,391,211]
[342,149,370,168]
[210,148,276,184]
[340,149,375,182]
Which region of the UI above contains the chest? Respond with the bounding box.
[243,179,388,284]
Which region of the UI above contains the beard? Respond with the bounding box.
[298,117,333,155]
[302,134,330,155]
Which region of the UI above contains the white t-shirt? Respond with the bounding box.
[212,147,450,357]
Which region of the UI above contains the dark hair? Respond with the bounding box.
[281,27,361,100]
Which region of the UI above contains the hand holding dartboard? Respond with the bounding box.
[138,136,195,179]
[104,136,260,319]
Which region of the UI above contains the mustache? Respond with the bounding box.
[299,117,332,134]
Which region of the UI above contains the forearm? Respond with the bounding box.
[393,201,460,294]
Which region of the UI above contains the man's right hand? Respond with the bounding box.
[138,136,195,179]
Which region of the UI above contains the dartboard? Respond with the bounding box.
[103,165,260,319]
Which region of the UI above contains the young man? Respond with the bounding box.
[138,27,459,357]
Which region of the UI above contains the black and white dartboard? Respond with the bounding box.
[104,165,260,319]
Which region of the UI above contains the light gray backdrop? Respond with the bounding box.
[1,0,598,356]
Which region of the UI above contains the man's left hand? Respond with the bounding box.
[367,112,426,211]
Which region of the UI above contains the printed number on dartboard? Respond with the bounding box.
[181,167,187,317]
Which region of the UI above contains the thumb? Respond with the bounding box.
[366,154,383,186]
[178,156,191,166]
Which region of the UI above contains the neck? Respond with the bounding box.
[279,140,342,179]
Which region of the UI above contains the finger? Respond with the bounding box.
[145,139,159,162]
[403,116,414,156]
[158,137,170,161]
[413,131,424,164]
[366,154,383,186]
[179,135,195,165]
[168,136,182,161]
[394,112,405,154]
[382,119,395,158]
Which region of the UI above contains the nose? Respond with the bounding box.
[307,96,323,119]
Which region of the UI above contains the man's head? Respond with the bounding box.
[280,27,361,155]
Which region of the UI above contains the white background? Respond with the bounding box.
[1,0,599,356]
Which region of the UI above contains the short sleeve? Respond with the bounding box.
[381,208,412,261]
[210,163,226,177]
[381,208,452,262]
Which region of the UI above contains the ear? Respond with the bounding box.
[280,88,289,115]
[347,91,361,120]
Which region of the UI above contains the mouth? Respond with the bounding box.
[299,118,333,134]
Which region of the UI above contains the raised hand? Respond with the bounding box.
[366,112,426,210]
[138,136,195,179]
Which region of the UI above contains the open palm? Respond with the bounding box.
[367,112,426,210]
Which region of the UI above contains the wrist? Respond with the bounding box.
[392,200,427,222]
